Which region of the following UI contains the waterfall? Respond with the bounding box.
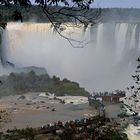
[125,124,140,140]
[129,24,137,50]
[0,27,8,66]
[115,23,128,62]
[1,22,140,91]
[96,23,104,54]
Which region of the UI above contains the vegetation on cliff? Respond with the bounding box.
[0,70,89,96]
[1,6,140,23]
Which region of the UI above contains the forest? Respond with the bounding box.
[0,70,89,96]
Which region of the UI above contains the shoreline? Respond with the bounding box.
[0,92,97,131]
[0,92,139,140]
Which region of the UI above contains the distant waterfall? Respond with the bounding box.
[115,23,128,61]
[90,23,140,63]
[0,27,8,66]
[96,23,104,53]
[3,22,140,91]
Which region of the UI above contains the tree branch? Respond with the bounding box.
[42,4,101,48]
[43,7,89,48]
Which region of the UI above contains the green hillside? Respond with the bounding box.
[0,70,89,97]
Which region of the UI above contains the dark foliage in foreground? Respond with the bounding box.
[0,0,94,9]
[126,57,140,111]
[0,116,128,140]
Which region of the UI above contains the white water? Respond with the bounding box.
[125,124,140,140]
[0,27,6,65]
[115,23,128,62]
[1,22,140,92]
[0,27,11,74]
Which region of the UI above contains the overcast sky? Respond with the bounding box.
[93,0,140,8]
[31,0,140,8]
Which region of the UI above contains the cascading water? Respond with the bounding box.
[0,26,9,69]
[115,23,128,62]
[3,22,140,92]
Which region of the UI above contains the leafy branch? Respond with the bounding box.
[126,57,140,110]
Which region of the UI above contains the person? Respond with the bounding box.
[102,106,105,116]
[99,105,105,116]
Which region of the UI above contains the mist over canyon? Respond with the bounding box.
[1,8,140,92]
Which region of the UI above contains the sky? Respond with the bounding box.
[93,0,140,8]
[31,0,140,8]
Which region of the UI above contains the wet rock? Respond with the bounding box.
[52,108,56,111]
[18,95,26,100]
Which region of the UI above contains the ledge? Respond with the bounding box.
[0,22,7,29]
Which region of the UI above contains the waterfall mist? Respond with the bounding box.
[5,22,140,92]
[0,27,11,74]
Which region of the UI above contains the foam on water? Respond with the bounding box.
[125,124,140,140]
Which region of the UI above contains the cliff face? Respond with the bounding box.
[0,26,3,66]
[0,23,7,66]
[14,66,47,75]
[0,22,6,47]
[0,22,7,29]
